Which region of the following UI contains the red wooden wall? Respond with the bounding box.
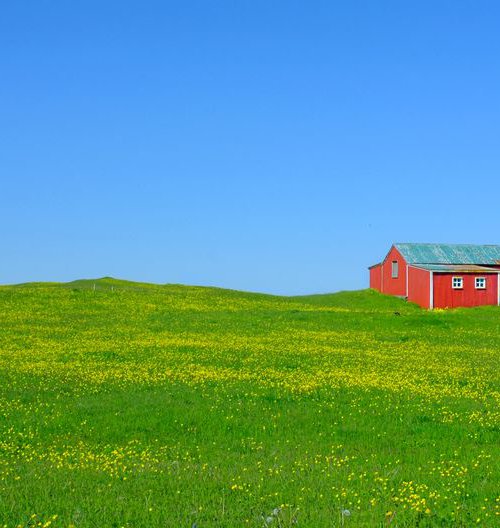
[369,264,382,290]
[381,246,407,296]
[407,266,431,308]
[433,273,499,309]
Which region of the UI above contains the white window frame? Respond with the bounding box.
[391,260,399,279]
[452,277,463,289]
[475,277,486,290]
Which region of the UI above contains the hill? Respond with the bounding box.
[0,280,498,527]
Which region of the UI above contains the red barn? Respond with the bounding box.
[369,243,500,309]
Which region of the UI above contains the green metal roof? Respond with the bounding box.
[395,243,500,265]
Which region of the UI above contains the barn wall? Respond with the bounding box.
[407,267,431,308]
[369,264,382,291]
[433,273,499,309]
[381,246,407,296]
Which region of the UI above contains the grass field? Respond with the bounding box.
[0,278,499,527]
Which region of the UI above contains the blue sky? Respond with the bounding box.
[2,1,500,294]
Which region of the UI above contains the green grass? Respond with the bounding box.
[0,279,499,527]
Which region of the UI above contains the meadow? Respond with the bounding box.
[0,278,498,527]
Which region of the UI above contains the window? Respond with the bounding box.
[391,261,399,279]
[452,277,463,289]
[475,277,486,289]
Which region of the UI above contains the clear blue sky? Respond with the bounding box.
[2,1,500,294]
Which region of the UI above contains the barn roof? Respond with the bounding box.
[395,243,500,265]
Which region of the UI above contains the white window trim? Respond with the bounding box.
[475,277,486,290]
[452,277,463,289]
